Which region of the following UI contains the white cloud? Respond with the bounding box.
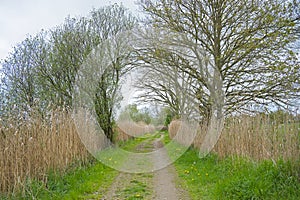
[0,0,139,60]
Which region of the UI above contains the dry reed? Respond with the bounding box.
[213,114,300,161]
[169,113,300,162]
[0,110,91,195]
[114,126,132,142]
[168,120,197,146]
[116,120,156,139]
[168,120,181,139]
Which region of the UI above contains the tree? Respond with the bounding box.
[0,4,136,140]
[118,104,139,121]
[118,104,152,124]
[138,0,300,154]
[37,17,96,109]
[75,4,136,142]
[1,32,49,117]
[139,0,300,120]
[0,17,96,117]
[133,29,199,119]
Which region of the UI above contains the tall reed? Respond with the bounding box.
[0,110,90,195]
[116,120,156,140]
[213,113,299,161]
[169,113,300,162]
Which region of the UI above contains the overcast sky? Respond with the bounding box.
[0,0,139,61]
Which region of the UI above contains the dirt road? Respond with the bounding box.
[100,135,190,200]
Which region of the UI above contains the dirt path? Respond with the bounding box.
[152,138,190,200]
[100,135,190,200]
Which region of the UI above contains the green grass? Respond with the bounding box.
[117,174,153,200]
[118,132,162,152]
[95,132,162,169]
[1,159,118,200]
[163,134,300,200]
[111,133,158,200]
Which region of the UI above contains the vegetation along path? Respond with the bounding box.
[99,132,190,200]
[2,130,299,199]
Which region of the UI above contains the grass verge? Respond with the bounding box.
[163,134,300,200]
[1,159,118,200]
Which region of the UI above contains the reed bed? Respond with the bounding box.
[169,113,300,162]
[168,120,181,139]
[116,120,156,139]
[168,120,196,146]
[0,111,90,195]
[114,126,132,142]
[213,114,299,161]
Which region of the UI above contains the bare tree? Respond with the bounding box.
[136,0,300,154]
[139,0,300,120]
[133,29,199,119]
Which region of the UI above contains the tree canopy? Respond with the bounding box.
[138,0,300,119]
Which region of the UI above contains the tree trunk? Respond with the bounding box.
[199,68,225,157]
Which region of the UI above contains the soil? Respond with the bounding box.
[152,138,190,200]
